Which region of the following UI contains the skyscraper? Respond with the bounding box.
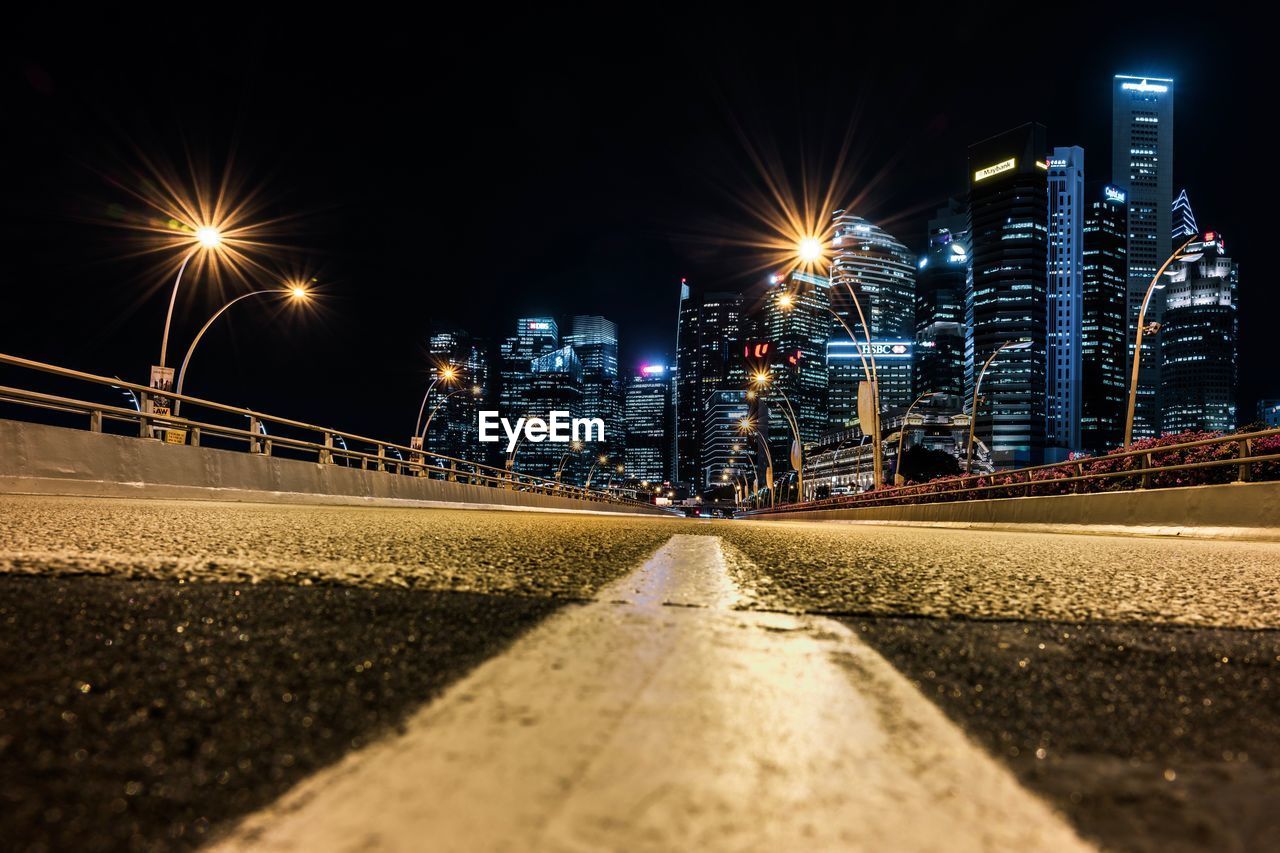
[828,213,916,424]
[1112,74,1174,440]
[563,315,622,465]
[754,270,830,455]
[674,284,743,490]
[701,389,752,491]
[624,364,673,484]
[1172,188,1197,241]
[499,317,559,418]
[1161,231,1238,434]
[967,122,1049,467]
[523,345,584,477]
[1046,146,1085,457]
[914,200,969,401]
[425,329,488,463]
[1080,183,1129,453]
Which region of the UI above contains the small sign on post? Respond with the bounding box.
[146,365,175,440]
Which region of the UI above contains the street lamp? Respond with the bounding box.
[585,454,610,489]
[966,339,1033,474]
[1123,236,1198,449]
[172,285,310,416]
[893,390,937,486]
[555,440,585,483]
[739,417,775,507]
[751,370,804,502]
[421,384,482,441]
[413,364,460,441]
[160,226,223,369]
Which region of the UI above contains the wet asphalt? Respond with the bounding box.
[2,495,1279,851]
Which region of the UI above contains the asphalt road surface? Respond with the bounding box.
[2,495,1278,851]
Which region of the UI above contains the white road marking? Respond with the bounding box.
[214,534,1092,852]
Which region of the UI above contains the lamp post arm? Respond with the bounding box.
[159,248,197,369]
[174,290,282,417]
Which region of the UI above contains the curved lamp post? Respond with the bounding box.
[738,417,774,508]
[173,285,310,416]
[555,440,585,484]
[749,370,804,504]
[1124,236,1198,449]
[413,364,460,441]
[894,390,938,486]
[420,384,481,441]
[585,454,610,489]
[966,339,1033,474]
[160,227,224,369]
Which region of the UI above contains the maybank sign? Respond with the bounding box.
[974,157,1016,182]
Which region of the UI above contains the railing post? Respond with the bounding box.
[376,444,385,472]
[1074,461,1084,494]
[89,410,102,433]
[1140,452,1152,489]
[248,417,261,454]
[190,427,201,447]
[320,432,334,465]
[1238,438,1252,482]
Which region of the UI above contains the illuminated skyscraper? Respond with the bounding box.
[499,318,560,472]
[564,315,622,465]
[1161,231,1238,434]
[1112,74,1174,439]
[828,213,916,424]
[1172,188,1197,241]
[967,122,1049,467]
[754,270,830,458]
[624,364,673,484]
[674,284,743,489]
[425,329,488,463]
[1080,183,1129,453]
[701,389,752,491]
[523,345,584,477]
[1046,146,1085,456]
[914,200,969,401]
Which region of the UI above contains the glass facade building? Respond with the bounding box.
[701,389,753,491]
[914,200,969,401]
[1112,74,1174,440]
[674,284,743,490]
[754,270,831,466]
[1160,232,1238,434]
[828,213,916,424]
[1080,183,1130,453]
[424,330,489,464]
[967,122,1049,467]
[1046,146,1085,456]
[624,365,673,484]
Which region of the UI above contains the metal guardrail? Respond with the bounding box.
[0,352,658,510]
[745,426,1280,516]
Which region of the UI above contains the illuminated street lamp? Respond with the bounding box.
[751,369,804,502]
[739,416,775,507]
[966,339,1033,474]
[555,440,585,483]
[421,384,482,441]
[172,285,310,416]
[413,364,460,441]
[160,226,223,369]
[1124,236,1198,449]
[585,454,610,489]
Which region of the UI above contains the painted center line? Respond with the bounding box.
[214,534,1092,852]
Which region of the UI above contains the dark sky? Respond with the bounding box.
[2,6,1270,440]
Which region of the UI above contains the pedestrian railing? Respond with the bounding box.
[0,352,656,510]
[745,426,1280,516]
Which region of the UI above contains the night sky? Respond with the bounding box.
[2,7,1269,440]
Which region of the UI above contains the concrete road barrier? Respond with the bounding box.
[0,419,671,517]
[752,480,1280,540]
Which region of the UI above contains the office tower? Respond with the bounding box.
[1080,183,1130,453]
[522,345,584,477]
[828,212,916,425]
[753,270,830,457]
[914,199,969,401]
[701,389,753,491]
[1172,188,1197,241]
[1046,146,1085,457]
[624,364,673,484]
[1112,74,1174,440]
[674,283,743,489]
[967,122,1049,467]
[1161,231,1238,434]
[564,315,623,465]
[499,317,558,417]
[424,329,488,463]
[1260,400,1280,429]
